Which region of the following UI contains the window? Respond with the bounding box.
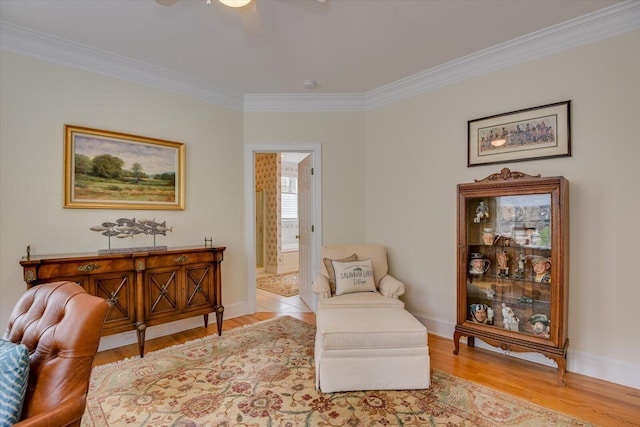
[281,176,297,219]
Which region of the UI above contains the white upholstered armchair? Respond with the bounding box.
[312,244,430,392]
[311,244,406,307]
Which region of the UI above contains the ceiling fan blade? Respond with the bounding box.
[155,0,179,6]
[238,1,264,37]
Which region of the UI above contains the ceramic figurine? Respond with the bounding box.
[501,302,520,332]
[531,256,551,283]
[470,303,489,324]
[482,228,495,245]
[529,313,550,338]
[469,253,490,275]
[497,250,509,277]
[518,295,533,304]
[474,200,490,223]
[514,252,526,279]
[483,287,496,299]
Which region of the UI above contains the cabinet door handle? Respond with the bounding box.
[78,264,100,272]
[174,255,189,263]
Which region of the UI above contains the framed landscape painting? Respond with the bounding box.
[467,101,571,167]
[64,125,185,210]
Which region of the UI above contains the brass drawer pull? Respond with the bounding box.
[174,255,189,263]
[78,264,101,272]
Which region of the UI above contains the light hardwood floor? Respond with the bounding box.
[94,290,640,426]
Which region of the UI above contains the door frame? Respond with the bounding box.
[244,144,322,313]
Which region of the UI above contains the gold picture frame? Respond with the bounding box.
[468,101,571,167]
[64,125,185,210]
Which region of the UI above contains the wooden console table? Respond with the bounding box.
[20,246,225,357]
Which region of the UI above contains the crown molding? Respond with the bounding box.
[364,0,640,110]
[1,1,639,113]
[0,21,244,111]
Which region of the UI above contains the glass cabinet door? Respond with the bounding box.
[464,194,552,339]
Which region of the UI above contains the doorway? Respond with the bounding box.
[244,144,322,314]
[254,152,306,276]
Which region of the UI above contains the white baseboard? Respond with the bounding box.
[412,312,640,390]
[568,347,640,390]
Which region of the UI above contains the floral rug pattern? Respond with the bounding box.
[256,272,299,297]
[83,316,592,426]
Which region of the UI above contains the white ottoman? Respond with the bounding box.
[315,307,430,393]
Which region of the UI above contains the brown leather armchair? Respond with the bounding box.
[3,281,110,427]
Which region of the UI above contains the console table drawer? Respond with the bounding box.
[144,251,214,269]
[34,258,134,279]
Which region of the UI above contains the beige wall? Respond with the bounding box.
[1,29,639,387]
[244,112,367,246]
[364,30,640,385]
[0,51,247,334]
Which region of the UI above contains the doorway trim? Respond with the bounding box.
[244,144,322,313]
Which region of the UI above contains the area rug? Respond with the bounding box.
[256,272,299,296]
[82,316,592,426]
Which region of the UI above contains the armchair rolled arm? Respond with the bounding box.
[15,395,86,427]
[378,275,405,299]
[311,274,331,299]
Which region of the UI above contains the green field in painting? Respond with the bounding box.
[74,175,175,202]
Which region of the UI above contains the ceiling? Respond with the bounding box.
[0,0,629,100]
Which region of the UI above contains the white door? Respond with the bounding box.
[298,154,314,309]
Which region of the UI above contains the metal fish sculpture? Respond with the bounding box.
[90,217,173,249]
[146,220,166,228]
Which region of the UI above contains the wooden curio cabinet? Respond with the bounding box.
[454,168,569,383]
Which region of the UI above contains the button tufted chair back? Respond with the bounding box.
[3,281,111,427]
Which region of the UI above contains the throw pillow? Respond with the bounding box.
[0,339,30,425]
[332,258,376,296]
[323,253,357,294]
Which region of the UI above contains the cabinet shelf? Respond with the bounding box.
[454,168,569,384]
[468,276,553,288]
[470,243,551,250]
